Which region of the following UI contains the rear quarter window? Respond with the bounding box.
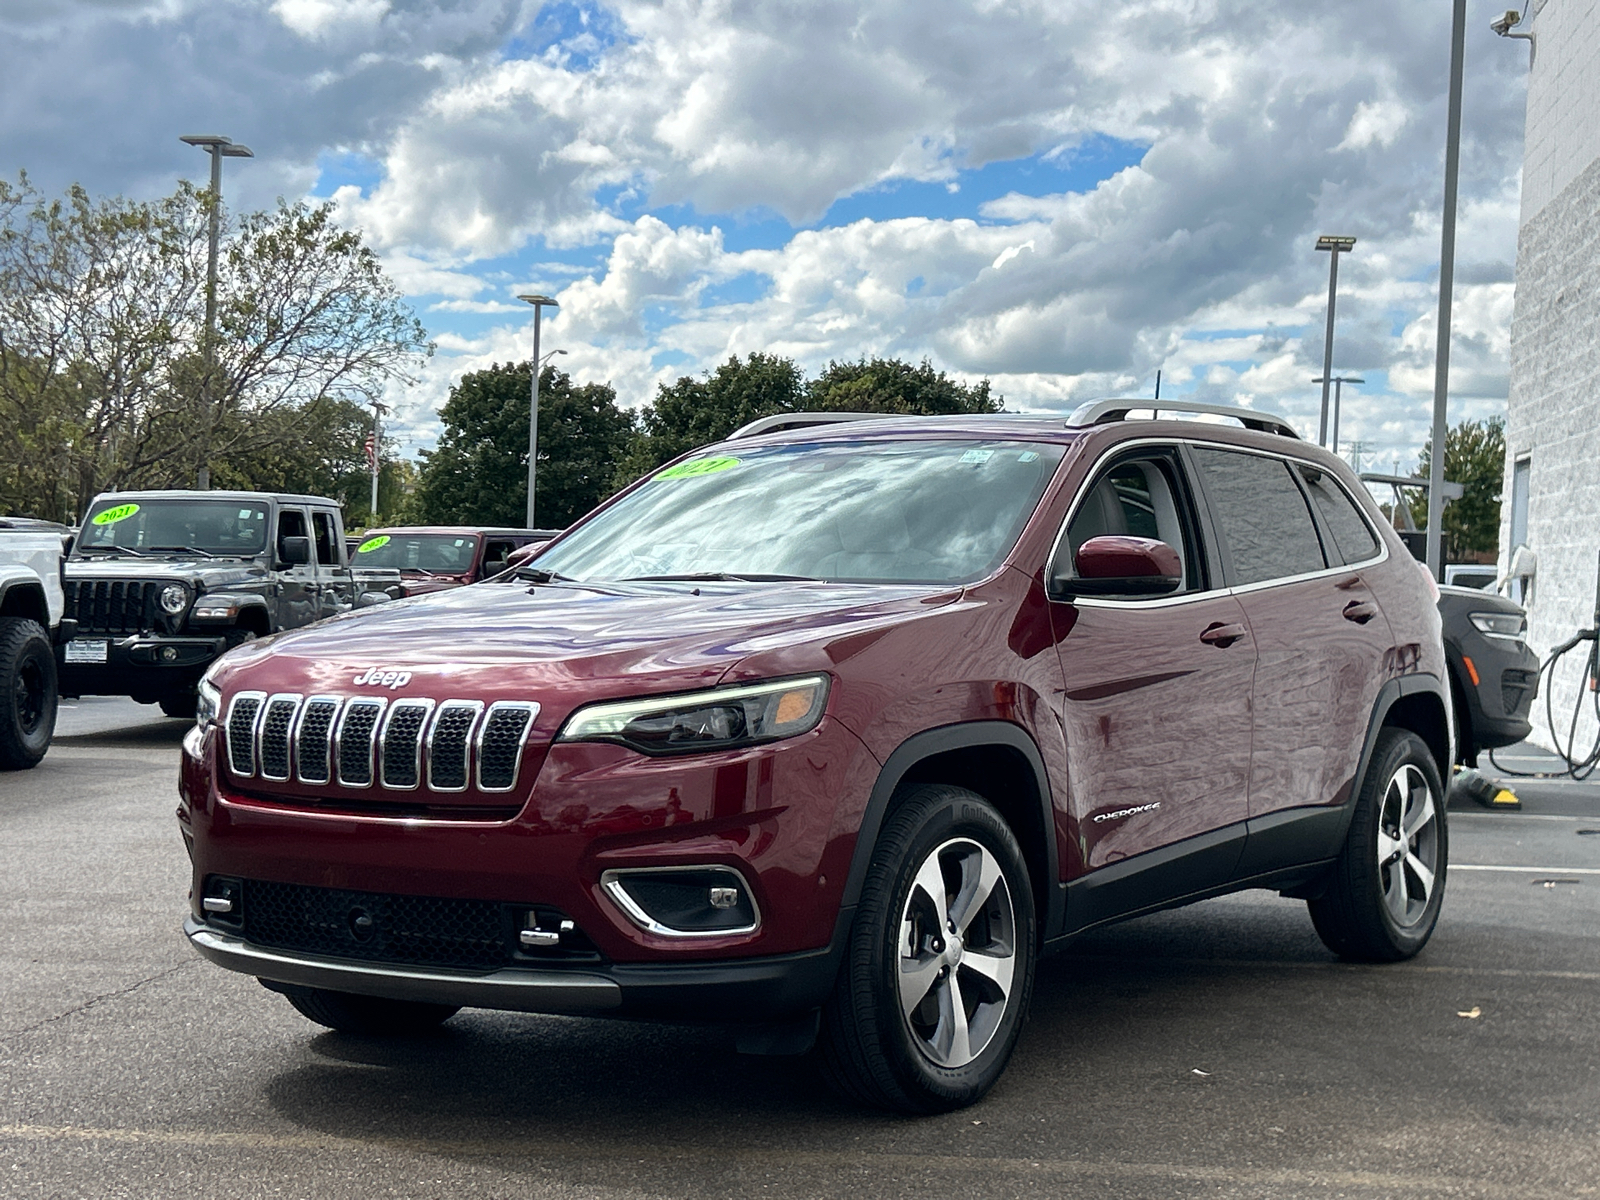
[1296,465,1381,565]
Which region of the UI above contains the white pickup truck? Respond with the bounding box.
[0,520,74,770]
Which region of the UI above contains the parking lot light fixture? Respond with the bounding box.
[180,135,254,490]
[1311,375,1365,457]
[517,294,559,529]
[1314,235,1357,448]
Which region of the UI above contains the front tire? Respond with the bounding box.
[279,985,459,1035]
[0,617,58,771]
[817,785,1036,1113]
[1309,728,1448,961]
[159,691,198,720]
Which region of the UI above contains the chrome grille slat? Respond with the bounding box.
[476,701,539,793]
[335,698,386,788]
[426,701,483,792]
[378,699,434,790]
[257,694,303,782]
[226,692,267,778]
[293,697,342,785]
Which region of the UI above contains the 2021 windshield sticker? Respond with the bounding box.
[92,503,140,526]
[356,535,391,553]
[656,456,740,480]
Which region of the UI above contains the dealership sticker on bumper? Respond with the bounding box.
[64,639,109,664]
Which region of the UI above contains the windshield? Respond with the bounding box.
[354,532,480,573]
[536,438,1067,584]
[76,499,269,556]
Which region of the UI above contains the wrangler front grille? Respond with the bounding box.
[225,694,539,797]
[64,579,160,635]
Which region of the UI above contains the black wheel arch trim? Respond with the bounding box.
[841,720,1065,943]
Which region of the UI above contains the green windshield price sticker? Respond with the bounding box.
[656,456,740,480]
[356,535,390,553]
[92,503,140,526]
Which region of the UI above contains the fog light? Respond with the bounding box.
[161,646,179,662]
[202,876,242,923]
[602,866,759,938]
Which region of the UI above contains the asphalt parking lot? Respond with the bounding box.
[2,699,1597,1199]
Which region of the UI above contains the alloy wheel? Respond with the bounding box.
[897,837,1017,1068]
[1377,763,1439,928]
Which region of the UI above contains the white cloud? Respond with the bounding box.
[272,0,391,40]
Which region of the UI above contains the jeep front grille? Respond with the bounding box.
[225,693,539,798]
[65,579,160,635]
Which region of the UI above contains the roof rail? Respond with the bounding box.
[1065,398,1300,440]
[726,411,908,440]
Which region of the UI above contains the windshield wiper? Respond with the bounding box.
[512,566,579,584]
[149,545,216,558]
[82,546,147,558]
[618,572,819,583]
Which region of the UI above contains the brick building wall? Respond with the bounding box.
[1503,0,1600,753]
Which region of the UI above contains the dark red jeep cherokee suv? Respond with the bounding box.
[178,402,1452,1113]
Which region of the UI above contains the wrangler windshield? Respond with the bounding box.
[354,533,479,573]
[75,499,269,556]
[537,439,1067,585]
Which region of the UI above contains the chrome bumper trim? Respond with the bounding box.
[184,919,621,1014]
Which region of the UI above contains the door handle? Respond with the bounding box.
[1343,600,1378,624]
[1199,622,1247,647]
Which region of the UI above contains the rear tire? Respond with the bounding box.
[817,785,1036,1113]
[280,985,459,1035]
[0,617,57,771]
[159,692,198,720]
[1309,728,1448,962]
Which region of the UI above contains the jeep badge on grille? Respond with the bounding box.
[352,667,413,690]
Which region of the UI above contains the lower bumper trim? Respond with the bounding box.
[184,920,622,1014]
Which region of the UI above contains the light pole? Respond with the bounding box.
[516,294,559,529]
[1311,374,1365,457]
[367,400,389,521]
[1427,0,1468,580]
[180,134,253,490]
[1314,235,1356,447]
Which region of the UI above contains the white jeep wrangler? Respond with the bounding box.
[0,521,73,769]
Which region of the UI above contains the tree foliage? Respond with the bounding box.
[413,362,633,529]
[0,174,430,522]
[1411,416,1506,555]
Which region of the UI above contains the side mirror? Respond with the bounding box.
[279,536,312,566]
[1054,535,1183,599]
[355,590,391,608]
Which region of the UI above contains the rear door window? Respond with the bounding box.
[1295,465,1380,565]
[311,511,340,566]
[1190,447,1326,586]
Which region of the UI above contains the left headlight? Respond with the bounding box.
[1469,611,1527,642]
[160,583,190,615]
[557,675,830,756]
[195,677,221,730]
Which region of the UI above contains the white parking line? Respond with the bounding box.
[1452,812,1593,822]
[1454,864,1600,874]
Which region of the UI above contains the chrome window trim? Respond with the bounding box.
[600,865,761,939]
[1047,435,1389,612]
[377,698,435,791]
[425,700,484,793]
[224,691,268,778]
[474,700,540,794]
[292,695,344,786]
[334,697,387,789]
[257,693,304,783]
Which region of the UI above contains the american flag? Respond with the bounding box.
[364,434,377,468]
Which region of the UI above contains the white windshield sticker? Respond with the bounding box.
[959,449,995,464]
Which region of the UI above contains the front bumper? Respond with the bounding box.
[184,917,843,1020]
[1449,634,1541,754]
[60,633,226,696]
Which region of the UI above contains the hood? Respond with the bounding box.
[65,556,267,591]
[214,577,959,710]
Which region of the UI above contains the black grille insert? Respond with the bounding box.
[295,698,341,785]
[258,696,301,781]
[379,701,432,789]
[241,880,513,971]
[478,702,536,791]
[66,578,159,635]
[227,694,265,776]
[337,699,385,786]
[428,702,481,791]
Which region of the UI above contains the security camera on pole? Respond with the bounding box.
[179,135,253,490]
[516,294,559,529]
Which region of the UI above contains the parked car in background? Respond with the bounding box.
[62,491,358,717]
[0,522,75,769]
[181,401,1453,1113]
[1443,564,1497,591]
[351,526,562,596]
[1439,584,1540,764]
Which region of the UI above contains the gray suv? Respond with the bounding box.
[63,491,356,717]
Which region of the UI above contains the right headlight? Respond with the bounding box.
[195,677,222,730]
[1469,611,1527,642]
[556,675,830,756]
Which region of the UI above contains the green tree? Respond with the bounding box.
[803,356,1002,415]
[1411,416,1506,555]
[0,174,429,522]
[413,362,633,528]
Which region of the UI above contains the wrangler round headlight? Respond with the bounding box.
[557,675,830,756]
[160,584,190,615]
